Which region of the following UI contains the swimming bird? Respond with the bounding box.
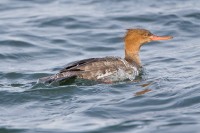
[38,29,173,84]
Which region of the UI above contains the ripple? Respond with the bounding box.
[184,12,200,20]
[0,40,35,47]
[34,16,78,27]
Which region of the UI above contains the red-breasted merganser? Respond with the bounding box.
[38,29,173,84]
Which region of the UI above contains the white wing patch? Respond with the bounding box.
[97,71,113,79]
[96,58,140,82]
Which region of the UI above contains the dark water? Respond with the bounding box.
[1,0,200,133]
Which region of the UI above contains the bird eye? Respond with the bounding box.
[144,32,152,37]
[144,33,150,37]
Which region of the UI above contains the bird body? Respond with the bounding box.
[38,29,173,84]
[38,57,140,83]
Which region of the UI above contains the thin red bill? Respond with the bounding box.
[150,35,173,41]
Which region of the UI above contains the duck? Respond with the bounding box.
[38,28,173,84]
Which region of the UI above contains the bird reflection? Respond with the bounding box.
[134,81,152,96]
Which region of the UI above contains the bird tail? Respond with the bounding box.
[38,73,77,85]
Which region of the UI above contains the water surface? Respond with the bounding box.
[1,0,200,133]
